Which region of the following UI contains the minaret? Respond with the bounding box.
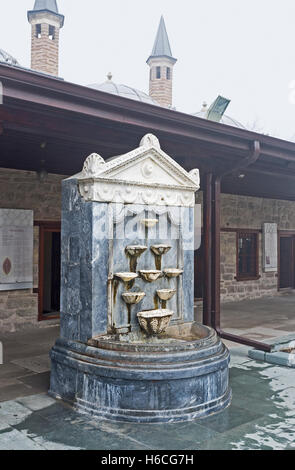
[147,16,177,108]
[27,0,64,76]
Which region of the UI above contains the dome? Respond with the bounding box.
[88,73,158,105]
[0,49,19,66]
[193,102,246,130]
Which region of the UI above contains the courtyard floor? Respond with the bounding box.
[0,294,294,450]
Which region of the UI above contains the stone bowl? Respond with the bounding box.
[114,272,138,282]
[122,292,146,305]
[163,268,183,278]
[137,309,173,335]
[139,270,162,282]
[157,289,176,301]
[125,245,147,257]
[151,245,171,256]
[140,219,158,228]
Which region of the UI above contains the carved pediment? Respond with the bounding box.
[78,134,200,207]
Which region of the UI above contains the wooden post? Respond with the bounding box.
[211,176,221,330]
[203,173,212,326]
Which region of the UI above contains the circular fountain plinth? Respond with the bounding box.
[49,323,231,423]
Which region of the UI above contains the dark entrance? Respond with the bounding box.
[38,222,61,320]
[279,234,295,289]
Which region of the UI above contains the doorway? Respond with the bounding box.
[38,222,61,321]
[279,233,295,289]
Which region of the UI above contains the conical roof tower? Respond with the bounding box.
[27,0,64,76]
[147,16,177,108]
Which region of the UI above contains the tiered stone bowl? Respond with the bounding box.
[137,309,173,335]
[150,245,171,256]
[122,292,145,305]
[163,268,183,278]
[50,323,231,423]
[139,270,162,282]
[157,289,176,301]
[115,272,138,282]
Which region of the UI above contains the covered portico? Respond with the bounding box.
[1,63,295,350]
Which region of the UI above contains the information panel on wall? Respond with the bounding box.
[0,209,33,291]
[263,222,278,272]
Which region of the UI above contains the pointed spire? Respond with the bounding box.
[149,16,175,60]
[147,16,177,107]
[32,0,59,13]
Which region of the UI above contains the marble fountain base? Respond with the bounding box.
[49,323,231,423]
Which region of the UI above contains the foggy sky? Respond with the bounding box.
[1,0,295,141]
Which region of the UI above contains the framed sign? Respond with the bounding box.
[263,223,278,272]
[0,209,33,291]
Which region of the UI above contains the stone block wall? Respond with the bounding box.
[221,194,295,230]
[220,231,277,303]
[196,192,295,303]
[0,168,64,332]
[219,193,295,303]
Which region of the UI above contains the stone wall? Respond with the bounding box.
[0,168,63,332]
[219,194,295,303]
[221,194,295,230]
[196,192,295,303]
[220,231,277,303]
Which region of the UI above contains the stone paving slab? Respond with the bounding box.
[0,382,38,403]
[16,393,56,411]
[17,371,50,392]
[0,421,11,432]
[197,413,295,450]
[2,342,54,362]
[11,354,51,374]
[0,400,33,425]
[0,428,45,450]
[0,363,32,380]
[248,334,295,368]
[245,327,291,337]
[0,377,21,388]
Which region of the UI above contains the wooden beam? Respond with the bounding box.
[211,176,221,330]
[2,63,295,167]
[202,173,213,326]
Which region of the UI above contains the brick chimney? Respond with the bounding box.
[147,16,177,108]
[27,0,64,76]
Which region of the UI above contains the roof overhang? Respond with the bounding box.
[146,55,177,65]
[1,63,295,200]
[27,9,64,28]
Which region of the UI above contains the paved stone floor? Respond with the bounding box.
[220,291,295,344]
[0,294,294,450]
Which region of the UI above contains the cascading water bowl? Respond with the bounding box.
[49,134,231,423]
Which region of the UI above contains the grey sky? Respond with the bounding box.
[1,0,295,140]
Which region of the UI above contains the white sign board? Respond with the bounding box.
[0,209,33,291]
[263,223,278,272]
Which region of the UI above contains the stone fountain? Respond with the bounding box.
[49,134,231,423]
